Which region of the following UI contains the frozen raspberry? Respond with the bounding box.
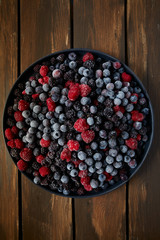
[131,111,144,122]
[32,93,39,99]
[43,76,49,83]
[84,184,92,191]
[18,100,29,111]
[121,72,132,82]
[14,111,24,122]
[14,139,24,149]
[67,140,80,151]
[137,134,141,141]
[125,138,138,150]
[115,128,121,136]
[22,90,26,94]
[39,166,50,177]
[46,98,56,112]
[113,105,125,114]
[7,139,16,148]
[39,65,48,77]
[74,118,89,132]
[36,155,45,164]
[5,128,15,140]
[40,138,51,148]
[78,169,88,178]
[103,172,113,181]
[65,80,74,89]
[38,78,44,84]
[113,61,121,69]
[68,84,80,101]
[81,130,95,143]
[79,84,91,97]
[82,52,94,62]
[72,159,82,168]
[60,148,71,162]
[11,126,19,135]
[20,148,33,161]
[80,176,90,185]
[17,159,28,171]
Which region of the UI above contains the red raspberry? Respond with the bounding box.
[14,139,24,149]
[20,148,33,161]
[115,128,121,136]
[39,166,50,177]
[137,134,141,141]
[125,138,138,150]
[81,130,95,143]
[5,128,15,140]
[60,148,71,162]
[65,80,74,89]
[7,139,16,148]
[131,111,144,121]
[29,76,35,81]
[17,159,28,171]
[36,155,45,164]
[84,184,92,191]
[113,105,125,114]
[32,93,39,99]
[103,172,113,181]
[80,176,90,185]
[14,111,24,121]
[93,99,98,106]
[43,76,49,83]
[72,159,82,167]
[68,84,80,101]
[74,118,89,132]
[113,61,121,69]
[46,98,56,112]
[79,84,91,97]
[67,140,80,151]
[39,65,48,77]
[38,78,44,84]
[11,126,19,135]
[40,138,51,148]
[82,52,94,62]
[121,72,132,82]
[18,100,29,111]
[78,169,88,178]
[22,90,26,94]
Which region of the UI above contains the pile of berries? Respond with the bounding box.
[4,51,151,196]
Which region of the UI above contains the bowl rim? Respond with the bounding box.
[3,48,154,198]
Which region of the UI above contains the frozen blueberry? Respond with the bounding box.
[33,148,40,156]
[58,138,65,146]
[26,133,35,143]
[105,165,114,173]
[28,127,36,134]
[42,133,50,140]
[99,140,107,149]
[122,98,128,106]
[69,61,77,69]
[52,123,60,131]
[46,112,54,119]
[30,120,39,128]
[39,93,47,101]
[42,84,50,92]
[80,77,88,84]
[117,91,125,99]
[79,162,87,170]
[68,52,77,61]
[90,142,98,150]
[116,154,123,162]
[88,166,96,173]
[105,155,114,164]
[124,155,131,163]
[87,117,94,126]
[103,77,111,84]
[61,175,69,183]
[60,124,67,132]
[96,78,104,88]
[63,189,70,195]
[102,61,111,69]
[90,179,99,188]
[108,139,116,148]
[70,169,78,177]
[133,121,142,130]
[80,97,91,105]
[113,161,122,169]
[78,66,85,75]
[83,69,90,77]
[59,113,66,123]
[126,104,134,112]
[61,88,68,96]
[67,163,74,170]
[25,87,33,95]
[106,83,114,91]
[128,159,137,168]
[103,69,110,77]
[52,131,61,139]
[114,98,121,105]
[95,161,102,169]
[109,149,118,157]
[120,145,128,153]
[110,169,118,176]
[76,134,82,141]
[127,150,135,158]
[78,151,87,160]
[142,107,149,115]
[99,130,107,139]
[115,80,122,89]
[93,153,102,161]
[54,172,61,180]
[51,93,60,102]
[121,131,129,139]
[35,86,43,93]
[85,158,93,166]
[33,105,41,114]
[22,110,30,118]
[43,119,50,127]
[60,95,67,104]
[33,177,41,184]
[31,80,37,88]
[98,174,106,182]
[97,95,105,103]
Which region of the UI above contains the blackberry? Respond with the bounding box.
[10,148,19,159]
[130,130,138,138]
[48,151,55,159]
[7,106,14,116]
[48,78,55,87]
[108,130,117,139]
[119,123,128,131]
[66,109,76,119]
[18,83,24,89]
[27,142,36,149]
[26,167,33,175]
[45,157,52,165]
[50,57,56,65]
[41,147,48,155]
[33,64,41,72]
[48,142,59,151]
[41,178,49,186]
[74,73,80,82]
[82,105,90,113]
[50,164,57,172]
[95,116,102,125]
[56,54,65,63]
[77,187,85,195]
[83,60,95,69]
[104,98,113,108]
[64,70,74,80]
[76,59,83,67]
[23,94,32,102]
[104,121,113,130]
[14,97,21,103]
[14,88,22,97]
[88,78,95,87]
[73,101,81,111]
[49,182,58,190]
[59,63,67,72]
[139,127,147,135]
[85,148,93,157]
[7,118,15,127]
[103,107,114,118]
[90,91,96,98]
[60,162,67,172]
[32,162,40,171]
[35,73,41,80]
[66,132,75,140]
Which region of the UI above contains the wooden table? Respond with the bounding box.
[0,0,160,239]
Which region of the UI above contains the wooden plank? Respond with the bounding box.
[74,1,126,239]
[20,1,72,240]
[0,0,19,239]
[127,0,160,239]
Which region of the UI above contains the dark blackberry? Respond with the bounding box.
[48,151,55,159]
[33,64,41,72]
[7,118,15,127]
[90,91,96,98]
[77,187,85,195]
[91,124,100,132]
[32,162,40,171]
[10,148,19,159]
[7,106,14,116]
[56,54,65,63]
[95,116,102,125]
[23,94,32,102]
[83,60,95,69]
[35,73,41,80]
[74,73,80,82]
[130,129,138,138]
[104,121,113,130]
[64,70,74,80]
[108,130,117,139]
[59,162,67,172]
[66,109,76,119]
[71,186,78,192]
[103,107,114,118]
[76,59,83,67]
[45,157,52,165]
[49,181,58,190]
[88,78,95,87]
[26,167,33,175]
[18,83,24,89]
[92,172,98,179]
[50,164,57,172]
[48,142,59,151]
[48,71,52,77]
[111,114,119,123]
[14,88,22,97]
[41,147,48,155]
[48,77,55,87]
[85,148,93,156]
[82,105,90,113]
[114,121,120,127]
[27,143,36,149]
[14,97,21,103]
[139,127,147,135]
[66,132,75,140]
[50,57,56,65]
[42,61,50,66]
[73,101,81,111]
[104,98,113,108]
[119,123,128,131]
[59,63,67,72]
[41,178,48,186]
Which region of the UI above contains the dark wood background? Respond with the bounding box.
[0,0,160,239]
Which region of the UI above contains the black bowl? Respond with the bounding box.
[3,48,154,198]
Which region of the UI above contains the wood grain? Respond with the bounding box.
[0,0,19,239]
[127,0,160,239]
[74,1,126,239]
[20,1,72,240]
